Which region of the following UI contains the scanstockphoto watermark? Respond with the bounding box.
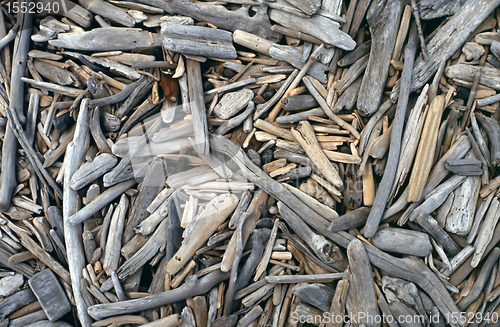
[290,312,433,325]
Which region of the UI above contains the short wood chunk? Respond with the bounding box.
[162,23,236,59]
[69,153,117,190]
[462,42,485,61]
[292,283,334,312]
[213,89,254,120]
[371,228,432,257]
[444,159,483,176]
[28,269,71,321]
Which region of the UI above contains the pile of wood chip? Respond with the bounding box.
[0,0,499,326]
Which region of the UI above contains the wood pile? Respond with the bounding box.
[0,0,498,326]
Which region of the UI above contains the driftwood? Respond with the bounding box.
[345,239,379,327]
[0,10,32,212]
[363,25,417,237]
[371,227,432,257]
[0,2,499,327]
[162,24,237,59]
[411,0,500,91]
[28,269,71,321]
[356,0,403,116]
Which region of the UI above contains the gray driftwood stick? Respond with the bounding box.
[293,283,334,312]
[123,157,166,242]
[186,59,209,155]
[363,25,417,238]
[371,227,432,257]
[0,288,37,319]
[162,23,237,59]
[278,202,346,271]
[357,0,403,116]
[411,0,500,91]
[414,213,460,256]
[457,247,500,310]
[88,269,230,320]
[63,97,93,327]
[329,206,370,232]
[268,9,355,50]
[345,239,380,327]
[79,0,135,26]
[69,153,117,190]
[49,27,162,51]
[67,179,137,225]
[0,9,32,212]
[476,113,500,166]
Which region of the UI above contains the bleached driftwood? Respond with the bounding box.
[162,23,237,59]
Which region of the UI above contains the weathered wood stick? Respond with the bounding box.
[67,179,136,225]
[141,314,182,327]
[0,288,37,319]
[20,234,71,284]
[88,269,230,320]
[409,175,467,222]
[69,153,117,191]
[371,227,432,257]
[0,9,32,212]
[186,59,209,155]
[268,10,355,50]
[265,273,344,284]
[221,190,268,272]
[414,213,460,256]
[167,194,238,275]
[282,183,338,220]
[476,112,500,166]
[291,121,342,189]
[162,23,236,59]
[363,25,417,238]
[103,194,128,275]
[357,0,403,116]
[472,197,500,268]
[345,239,379,327]
[407,95,445,202]
[62,98,93,327]
[411,0,500,91]
[21,78,82,97]
[278,202,345,270]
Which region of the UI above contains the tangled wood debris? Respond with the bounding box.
[0,0,499,326]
